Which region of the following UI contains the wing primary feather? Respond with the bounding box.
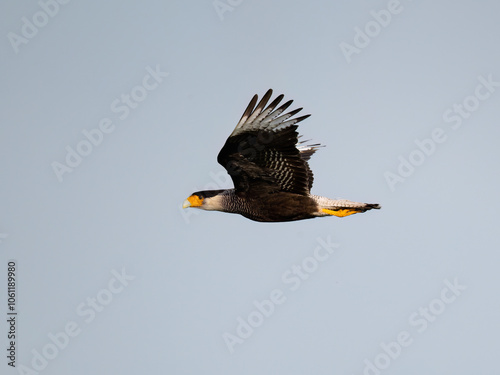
[273,114,311,131]
[262,99,294,125]
[245,89,273,124]
[253,94,284,123]
[292,114,311,124]
[235,94,258,128]
[267,94,285,110]
[267,107,303,128]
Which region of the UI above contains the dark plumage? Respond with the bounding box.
[183,89,380,222]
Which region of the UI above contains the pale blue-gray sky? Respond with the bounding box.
[1,1,500,374]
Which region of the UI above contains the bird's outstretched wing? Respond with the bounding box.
[217,89,321,198]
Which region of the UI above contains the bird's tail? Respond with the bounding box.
[312,196,381,217]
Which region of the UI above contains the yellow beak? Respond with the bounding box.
[182,195,203,209]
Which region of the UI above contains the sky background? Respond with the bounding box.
[1,0,500,374]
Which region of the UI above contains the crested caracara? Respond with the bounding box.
[182,89,380,222]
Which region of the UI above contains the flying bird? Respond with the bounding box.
[183,89,380,222]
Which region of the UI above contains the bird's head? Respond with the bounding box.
[182,190,226,210]
[182,192,205,209]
